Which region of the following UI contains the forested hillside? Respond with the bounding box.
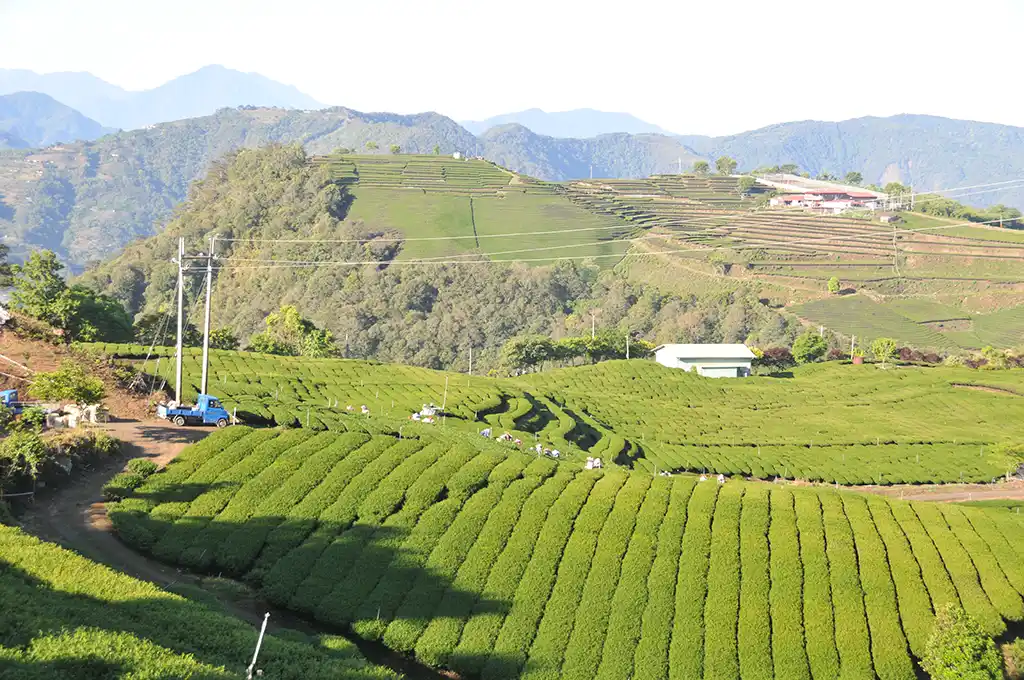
[81,146,796,371]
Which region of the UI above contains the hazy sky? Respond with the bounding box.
[1,0,1021,135]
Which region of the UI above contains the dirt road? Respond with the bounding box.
[854,479,1024,503]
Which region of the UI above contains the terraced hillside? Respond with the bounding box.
[0,524,395,678]
[87,345,1024,484]
[110,425,1024,680]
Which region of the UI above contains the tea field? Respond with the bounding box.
[109,426,1024,680]
[87,344,1024,485]
[0,523,395,679]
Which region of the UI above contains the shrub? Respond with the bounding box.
[102,472,146,501]
[28,361,106,404]
[126,458,159,477]
[872,337,898,367]
[793,331,828,364]
[1007,639,1024,680]
[826,348,846,361]
[758,347,795,370]
[922,604,1002,680]
[827,277,840,294]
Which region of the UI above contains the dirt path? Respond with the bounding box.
[19,418,449,679]
[852,479,1024,502]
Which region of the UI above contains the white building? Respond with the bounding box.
[653,344,755,378]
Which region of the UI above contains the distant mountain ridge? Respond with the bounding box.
[462,107,674,138]
[0,65,323,130]
[0,91,112,147]
[2,105,1024,269]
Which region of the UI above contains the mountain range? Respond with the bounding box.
[2,96,1024,269]
[461,108,674,138]
[0,91,112,148]
[0,65,323,130]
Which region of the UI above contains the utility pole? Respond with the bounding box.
[200,235,216,396]
[246,613,270,680]
[591,310,596,340]
[677,157,682,175]
[174,237,185,405]
[851,334,856,357]
[468,346,473,376]
[626,331,630,360]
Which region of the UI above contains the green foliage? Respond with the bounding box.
[102,471,146,501]
[10,250,131,342]
[248,305,338,358]
[1007,639,1024,679]
[365,141,379,150]
[872,337,898,366]
[827,276,840,294]
[0,524,394,678]
[844,171,863,185]
[737,176,756,194]
[792,331,828,364]
[715,156,738,175]
[126,458,159,476]
[692,160,710,175]
[0,431,46,485]
[922,604,1002,680]
[109,426,1024,680]
[209,328,239,350]
[433,145,440,155]
[14,407,46,434]
[390,144,401,154]
[28,361,106,404]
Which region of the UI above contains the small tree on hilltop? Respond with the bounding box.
[692,160,710,176]
[209,328,239,350]
[844,171,863,186]
[827,276,841,295]
[922,604,1002,680]
[390,144,401,154]
[872,337,898,368]
[792,331,828,364]
[29,361,106,405]
[715,156,738,176]
[365,141,378,151]
[738,176,756,194]
[433,145,440,155]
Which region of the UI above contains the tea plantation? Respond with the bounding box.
[0,524,395,678]
[88,344,1024,485]
[109,426,1024,680]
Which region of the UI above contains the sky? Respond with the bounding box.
[1,0,1022,136]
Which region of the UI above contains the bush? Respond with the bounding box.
[922,604,1002,680]
[793,331,828,364]
[1007,639,1024,680]
[872,337,898,367]
[28,361,106,404]
[826,348,846,361]
[126,458,159,477]
[756,347,796,372]
[102,472,146,501]
[13,406,46,433]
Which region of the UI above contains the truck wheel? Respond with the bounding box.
[216,418,228,428]
[173,416,186,426]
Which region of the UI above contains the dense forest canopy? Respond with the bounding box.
[81,145,798,371]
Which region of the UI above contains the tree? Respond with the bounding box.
[501,335,554,371]
[433,145,440,155]
[884,181,908,196]
[779,163,799,175]
[209,328,239,350]
[692,160,710,176]
[871,337,898,367]
[817,171,837,181]
[390,144,401,154]
[715,156,738,176]
[247,305,337,358]
[792,330,828,364]
[827,276,841,294]
[738,176,756,194]
[10,250,67,322]
[922,604,1002,680]
[844,171,863,186]
[365,141,378,150]
[29,362,106,405]
[10,250,131,342]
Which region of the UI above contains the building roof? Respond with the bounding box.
[653,343,756,359]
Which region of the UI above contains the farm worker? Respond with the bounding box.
[699,474,707,482]
[514,438,522,446]
[717,474,725,484]
[480,427,492,438]
[535,443,543,454]
[411,412,421,421]
[551,449,560,458]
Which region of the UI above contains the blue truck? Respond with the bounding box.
[1,388,27,416]
[158,394,231,427]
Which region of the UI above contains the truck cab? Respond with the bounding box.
[158,393,231,427]
[1,389,24,415]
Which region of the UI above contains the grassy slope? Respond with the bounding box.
[108,426,1024,679]
[0,524,394,679]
